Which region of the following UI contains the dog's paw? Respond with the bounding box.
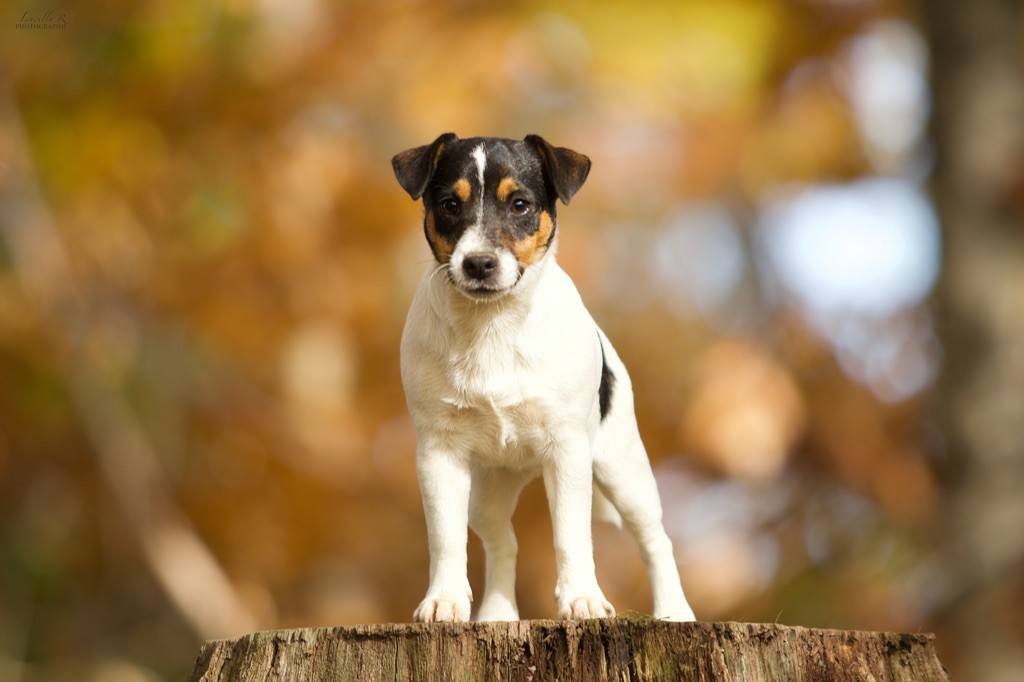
[652,586,697,621]
[475,598,520,622]
[654,606,697,622]
[414,595,471,622]
[558,594,616,620]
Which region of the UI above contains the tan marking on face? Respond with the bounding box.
[496,177,519,202]
[506,210,555,266]
[425,212,454,263]
[453,178,472,202]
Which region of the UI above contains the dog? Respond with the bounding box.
[392,133,696,622]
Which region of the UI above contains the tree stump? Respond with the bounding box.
[188,619,949,681]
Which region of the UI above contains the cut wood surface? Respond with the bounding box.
[189,619,949,681]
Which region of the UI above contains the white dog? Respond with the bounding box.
[393,133,695,623]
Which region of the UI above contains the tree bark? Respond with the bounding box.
[188,620,948,681]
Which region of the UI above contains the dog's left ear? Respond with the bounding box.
[525,134,591,205]
[392,132,458,200]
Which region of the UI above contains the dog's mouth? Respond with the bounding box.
[447,270,520,301]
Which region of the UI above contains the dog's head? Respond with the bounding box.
[393,134,590,300]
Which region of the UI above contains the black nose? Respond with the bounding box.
[463,253,499,281]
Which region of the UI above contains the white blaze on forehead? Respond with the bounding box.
[471,144,486,225]
[472,144,486,185]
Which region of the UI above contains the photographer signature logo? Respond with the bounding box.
[16,9,68,30]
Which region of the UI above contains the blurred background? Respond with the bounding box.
[1,0,1022,679]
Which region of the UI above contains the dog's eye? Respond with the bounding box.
[510,198,532,216]
[439,198,461,217]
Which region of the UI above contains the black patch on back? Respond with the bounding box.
[598,333,615,421]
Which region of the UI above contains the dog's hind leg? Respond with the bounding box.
[469,466,532,621]
[594,433,696,622]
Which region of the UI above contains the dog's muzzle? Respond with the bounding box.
[449,249,520,300]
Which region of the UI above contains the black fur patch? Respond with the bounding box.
[598,334,615,421]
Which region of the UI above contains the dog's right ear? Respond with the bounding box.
[392,132,458,200]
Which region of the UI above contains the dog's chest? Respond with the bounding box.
[402,267,597,465]
[446,395,545,464]
[443,351,547,460]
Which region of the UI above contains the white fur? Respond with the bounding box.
[471,144,486,188]
[401,235,696,623]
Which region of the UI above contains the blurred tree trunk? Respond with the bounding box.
[188,620,948,681]
[926,0,1024,679]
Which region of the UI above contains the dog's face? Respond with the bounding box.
[393,134,590,300]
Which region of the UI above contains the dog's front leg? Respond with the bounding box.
[414,445,473,622]
[543,435,615,620]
